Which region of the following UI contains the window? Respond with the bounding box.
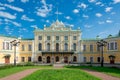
[90,45,93,52]
[73,36,77,40]
[47,43,50,51]
[56,36,59,40]
[83,45,86,51]
[97,57,100,62]
[56,43,59,51]
[83,57,86,63]
[90,57,93,63]
[6,42,9,50]
[28,44,32,51]
[28,57,31,62]
[21,57,25,62]
[64,36,68,40]
[47,36,50,40]
[97,45,100,51]
[22,45,24,51]
[3,42,5,49]
[38,56,42,62]
[38,36,42,40]
[64,43,68,51]
[108,42,117,50]
[38,43,42,51]
[73,56,77,62]
[73,43,76,51]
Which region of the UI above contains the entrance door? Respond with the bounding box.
[56,56,59,62]
[5,57,10,64]
[110,60,114,64]
[64,56,68,63]
[47,56,51,63]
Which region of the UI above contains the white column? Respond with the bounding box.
[52,35,54,51]
[70,35,72,51]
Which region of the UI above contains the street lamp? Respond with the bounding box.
[10,40,20,66]
[96,39,107,67]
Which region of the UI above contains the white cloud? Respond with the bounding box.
[73,9,79,14]
[65,16,71,20]
[84,25,93,28]
[78,3,87,9]
[113,0,120,4]
[4,19,21,27]
[7,0,14,3]
[105,7,112,12]
[106,20,113,23]
[21,15,34,22]
[0,7,5,10]
[88,0,96,3]
[0,3,24,12]
[46,20,50,23]
[98,21,105,24]
[21,0,29,3]
[36,0,52,17]
[83,14,89,18]
[55,11,63,15]
[31,25,38,29]
[95,13,102,17]
[0,11,16,19]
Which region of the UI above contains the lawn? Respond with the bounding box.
[22,69,101,80]
[0,65,52,78]
[66,66,120,78]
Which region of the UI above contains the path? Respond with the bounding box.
[0,69,38,80]
[83,69,120,80]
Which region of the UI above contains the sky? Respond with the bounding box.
[0,0,120,39]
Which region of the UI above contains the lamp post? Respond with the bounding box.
[10,40,20,66]
[96,39,107,67]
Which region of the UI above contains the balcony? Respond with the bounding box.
[41,49,75,54]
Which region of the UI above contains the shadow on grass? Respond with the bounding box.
[65,65,120,78]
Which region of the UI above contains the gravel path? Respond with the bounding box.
[83,69,120,80]
[0,69,38,80]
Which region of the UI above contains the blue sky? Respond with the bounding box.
[0,0,120,39]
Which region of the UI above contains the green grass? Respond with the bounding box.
[0,65,52,78]
[65,66,120,78]
[22,69,101,80]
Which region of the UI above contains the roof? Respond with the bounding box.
[0,34,17,38]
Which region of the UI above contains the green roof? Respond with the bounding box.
[0,34,17,38]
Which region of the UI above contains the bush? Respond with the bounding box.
[0,64,14,70]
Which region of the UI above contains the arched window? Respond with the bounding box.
[56,43,59,51]
[56,56,59,62]
[38,43,42,51]
[73,43,76,51]
[73,56,77,62]
[64,43,68,51]
[47,56,51,63]
[38,56,42,62]
[47,43,50,51]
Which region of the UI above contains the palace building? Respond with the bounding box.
[0,20,120,64]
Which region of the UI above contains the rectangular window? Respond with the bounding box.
[28,44,32,51]
[97,45,100,51]
[90,57,93,63]
[47,36,50,40]
[73,36,77,40]
[64,36,68,40]
[107,43,109,50]
[90,45,93,52]
[22,45,25,51]
[28,57,31,62]
[21,57,25,62]
[115,42,117,50]
[97,57,100,62]
[83,45,86,51]
[6,42,9,50]
[56,36,59,40]
[83,57,86,63]
[38,36,42,40]
[110,42,114,50]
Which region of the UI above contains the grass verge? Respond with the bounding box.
[22,69,101,80]
[65,66,120,78]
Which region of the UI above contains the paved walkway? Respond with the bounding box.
[0,69,38,80]
[83,69,120,80]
